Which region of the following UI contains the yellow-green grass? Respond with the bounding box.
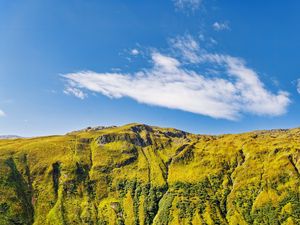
[0,124,299,224]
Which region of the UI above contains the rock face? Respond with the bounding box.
[0,123,300,225]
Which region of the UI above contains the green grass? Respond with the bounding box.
[0,124,300,224]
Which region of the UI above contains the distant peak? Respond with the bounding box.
[0,135,21,139]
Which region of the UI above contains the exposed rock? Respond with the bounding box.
[67,125,118,134]
[97,133,149,147]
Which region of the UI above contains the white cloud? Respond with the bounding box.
[213,22,230,31]
[0,110,5,117]
[173,0,202,11]
[131,49,139,55]
[170,35,201,63]
[63,86,87,99]
[63,36,290,120]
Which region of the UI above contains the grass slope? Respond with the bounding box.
[0,123,299,225]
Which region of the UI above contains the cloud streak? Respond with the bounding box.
[173,0,202,11]
[170,35,200,63]
[63,86,87,99]
[63,36,290,120]
[297,79,300,94]
[213,22,230,31]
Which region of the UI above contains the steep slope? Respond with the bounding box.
[0,124,299,225]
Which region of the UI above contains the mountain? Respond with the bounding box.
[0,135,21,139]
[0,123,299,225]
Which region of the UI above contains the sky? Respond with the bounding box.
[1,0,300,136]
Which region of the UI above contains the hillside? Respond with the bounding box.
[0,123,299,225]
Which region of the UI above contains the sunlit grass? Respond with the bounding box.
[0,124,300,224]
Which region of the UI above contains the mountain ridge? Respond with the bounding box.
[0,135,21,139]
[0,123,299,224]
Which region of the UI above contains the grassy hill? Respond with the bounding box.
[0,123,299,225]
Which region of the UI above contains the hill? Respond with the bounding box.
[0,123,299,225]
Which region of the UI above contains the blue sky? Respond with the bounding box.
[1,0,300,136]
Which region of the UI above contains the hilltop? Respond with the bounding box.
[0,123,299,225]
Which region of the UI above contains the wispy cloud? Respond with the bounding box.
[213,21,230,31]
[0,110,5,117]
[297,79,300,94]
[173,0,202,11]
[63,36,290,120]
[63,86,87,99]
[170,34,200,63]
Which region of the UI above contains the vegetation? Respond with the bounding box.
[0,123,300,224]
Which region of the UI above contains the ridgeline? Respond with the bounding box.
[0,123,299,224]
